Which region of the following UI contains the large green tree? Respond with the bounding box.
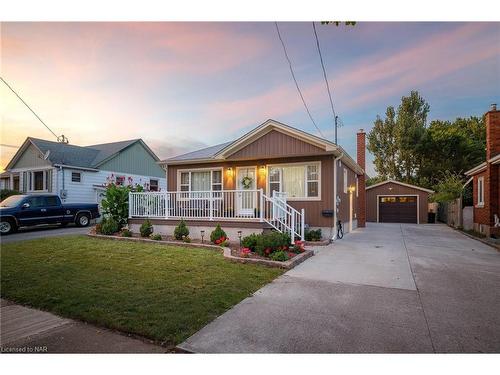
[368,90,486,189]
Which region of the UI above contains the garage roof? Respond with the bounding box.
[366,179,434,193]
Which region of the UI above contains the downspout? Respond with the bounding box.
[332,152,344,241]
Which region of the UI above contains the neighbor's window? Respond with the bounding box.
[343,168,348,194]
[71,172,81,183]
[268,163,320,199]
[115,176,126,186]
[150,179,159,192]
[26,170,52,192]
[477,176,484,206]
[179,170,223,193]
[34,171,44,191]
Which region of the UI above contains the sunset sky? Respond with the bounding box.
[1,22,499,175]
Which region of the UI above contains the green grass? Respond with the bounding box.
[1,236,283,347]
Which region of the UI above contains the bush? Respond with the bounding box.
[95,223,102,234]
[100,217,119,235]
[240,247,251,258]
[150,233,162,241]
[183,236,192,243]
[100,184,131,230]
[269,250,288,262]
[0,189,21,201]
[140,219,153,238]
[174,219,189,240]
[210,224,228,244]
[121,228,132,237]
[255,231,291,257]
[305,228,322,241]
[241,233,260,251]
[292,240,306,253]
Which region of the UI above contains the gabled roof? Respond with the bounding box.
[6,137,159,170]
[366,179,434,193]
[464,154,500,176]
[161,119,364,175]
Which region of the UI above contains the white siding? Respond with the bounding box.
[55,169,167,204]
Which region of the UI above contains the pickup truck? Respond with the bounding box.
[0,194,100,235]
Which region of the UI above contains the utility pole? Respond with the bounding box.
[334,115,338,145]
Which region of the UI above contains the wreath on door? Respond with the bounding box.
[241,176,253,189]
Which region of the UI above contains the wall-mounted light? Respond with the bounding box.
[259,165,266,175]
[226,167,233,177]
[348,185,356,194]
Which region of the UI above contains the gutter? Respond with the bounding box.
[332,152,344,241]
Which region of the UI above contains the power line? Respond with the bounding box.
[274,22,325,139]
[312,21,341,144]
[0,76,67,142]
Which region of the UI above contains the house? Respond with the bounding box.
[366,180,434,224]
[128,119,367,241]
[465,104,500,238]
[2,137,167,205]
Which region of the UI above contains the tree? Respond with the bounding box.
[368,90,429,183]
[431,171,465,203]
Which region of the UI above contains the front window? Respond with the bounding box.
[150,179,159,192]
[71,172,81,183]
[25,170,52,192]
[477,176,484,206]
[268,163,320,199]
[178,169,223,194]
[34,171,44,191]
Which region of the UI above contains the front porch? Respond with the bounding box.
[128,190,305,240]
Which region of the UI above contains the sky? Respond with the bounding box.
[1,22,499,175]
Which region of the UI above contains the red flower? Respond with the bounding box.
[215,239,221,244]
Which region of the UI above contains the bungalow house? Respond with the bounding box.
[465,104,500,238]
[128,119,367,241]
[2,137,167,205]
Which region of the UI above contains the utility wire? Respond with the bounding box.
[312,21,337,120]
[274,22,325,139]
[0,76,62,141]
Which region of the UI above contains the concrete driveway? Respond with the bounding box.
[179,223,500,353]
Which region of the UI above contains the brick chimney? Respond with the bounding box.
[357,129,366,228]
[486,103,500,160]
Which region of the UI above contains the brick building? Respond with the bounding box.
[465,104,500,237]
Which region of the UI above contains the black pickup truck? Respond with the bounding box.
[0,194,100,235]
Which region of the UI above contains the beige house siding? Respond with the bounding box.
[11,144,51,169]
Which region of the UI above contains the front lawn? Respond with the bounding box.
[0,236,283,347]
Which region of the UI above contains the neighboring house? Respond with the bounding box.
[128,119,367,240]
[465,104,500,238]
[2,137,167,205]
[366,180,434,224]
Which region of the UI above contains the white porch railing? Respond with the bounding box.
[128,189,305,240]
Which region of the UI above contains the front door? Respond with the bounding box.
[236,167,256,216]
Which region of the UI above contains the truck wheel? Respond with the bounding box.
[76,213,91,227]
[0,219,17,235]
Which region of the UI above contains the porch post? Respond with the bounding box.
[301,208,305,241]
[291,210,295,242]
[259,188,264,222]
[164,192,169,219]
[9,173,14,190]
[209,191,213,220]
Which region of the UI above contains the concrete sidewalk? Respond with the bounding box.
[0,299,166,353]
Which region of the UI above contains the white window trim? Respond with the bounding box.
[176,167,224,192]
[266,161,321,201]
[71,171,82,183]
[477,176,485,207]
[343,168,348,194]
[27,169,50,192]
[149,178,159,192]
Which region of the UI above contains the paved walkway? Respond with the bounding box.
[179,223,500,353]
[0,299,165,353]
[1,225,90,244]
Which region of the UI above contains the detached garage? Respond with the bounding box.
[366,180,434,224]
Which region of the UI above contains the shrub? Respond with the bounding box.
[121,228,132,237]
[292,240,306,254]
[140,219,153,238]
[305,228,322,241]
[174,219,189,240]
[150,233,162,241]
[210,224,228,244]
[100,184,131,230]
[241,233,260,251]
[95,223,102,234]
[255,231,291,257]
[183,236,192,243]
[0,189,21,201]
[100,217,119,235]
[269,250,288,262]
